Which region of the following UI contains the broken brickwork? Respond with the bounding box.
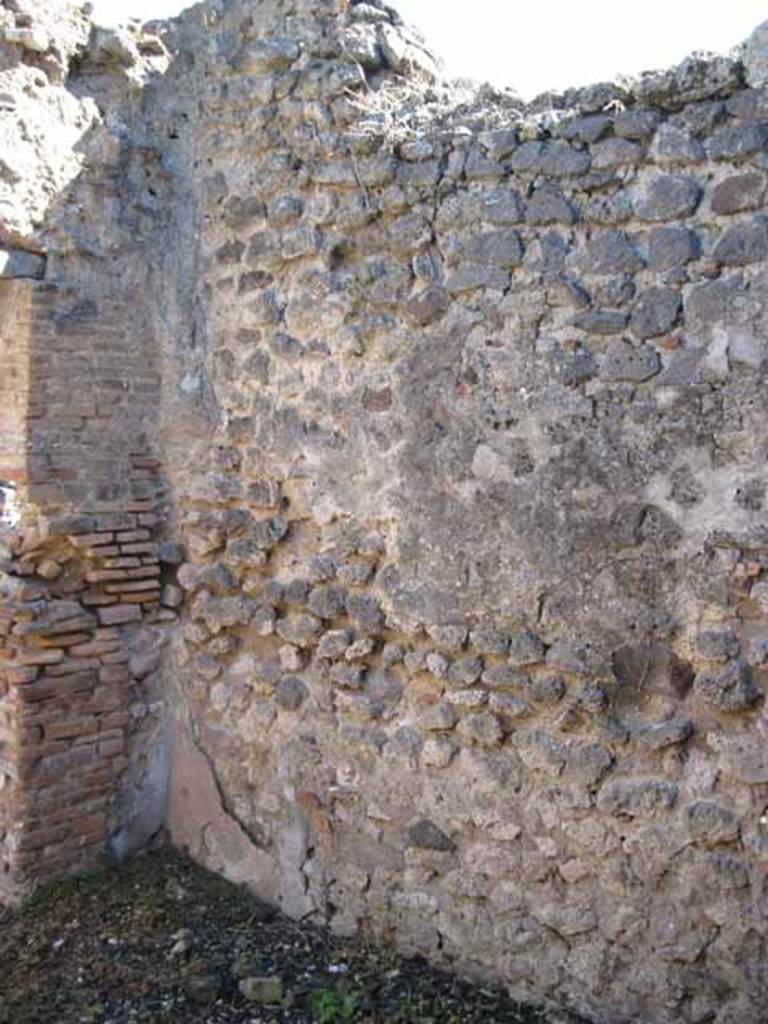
[4,1,768,1021]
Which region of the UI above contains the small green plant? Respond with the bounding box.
[310,986,360,1024]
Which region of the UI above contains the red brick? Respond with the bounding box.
[94,513,137,532]
[19,649,64,667]
[68,639,122,657]
[45,718,99,741]
[67,532,114,548]
[120,542,157,556]
[47,658,100,676]
[101,710,130,730]
[15,671,97,703]
[120,593,157,605]
[115,530,150,543]
[81,592,119,606]
[105,579,161,594]
[98,736,124,757]
[5,665,40,685]
[98,663,130,684]
[100,650,129,664]
[35,633,91,648]
[86,569,130,583]
[97,604,142,625]
[71,812,107,837]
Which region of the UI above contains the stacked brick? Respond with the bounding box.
[0,454,180,901]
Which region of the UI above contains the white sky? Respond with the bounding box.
[91,0,768,98]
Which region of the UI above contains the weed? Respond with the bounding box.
[310,986,360,1023]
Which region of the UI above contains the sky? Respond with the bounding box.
[91,0,768,98]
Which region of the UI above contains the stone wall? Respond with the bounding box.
[5,1,768,1021]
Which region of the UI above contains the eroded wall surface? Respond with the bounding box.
[165,3,768,1023]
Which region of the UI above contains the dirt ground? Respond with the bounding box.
[0,847,564,1024]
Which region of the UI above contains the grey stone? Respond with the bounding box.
[464,147,504,180]
[711,173,766,215]
[507,630,546,667]
[558,346,597,387]
[276,676,309,711]
[427,625,467,649]
[695,630,740,662]
[445,264,510,292]
[158,541,185,565]
[684,275,744,331]
[458,711,504,747]
[381,642,405,666]
[564,742,613,784]
[465,230,524,267]
[695,660,760,711]
[317,626,354,659]
[406,287,450,326]
[345,592,384,631]
[329,663,365,690]
[685,800,740,845]
[525,187,576,225]
[634,174,702,221]
[470,627,509,654]
[556,114,612,143]
[707,123,768,161]
[511,729,566,776]
[712,218,768,265]
[408,819,456,852]
[599,342,661,382]
[307,585,346,620]
[479,129,519,160]
[420,702,458,731]
[597,779,678,817]
[584,190,633,225]
[542,140,591,177]
[576,681,609,713]
[673,99,725,135]
[634,718,693,751]
[704,853,749,890]
[482,664,527,689]
[587,230,644,274]
[651,124,705,165]
[239,975,284,1004]
[275,613,322,647]
[479,189,524,225]
[283,578,309,605]
[591,138,645,169]
[0,248,46,279]
[573,310,628,335]
[647,226,698,269]
[426,651,449,678]
[508,140,545,174]
[629,286,681,339]
[546,642,591,676]
[593,275,636,307]
[614,108,662,140]
[527,675,566,705]
[447,655,483,687]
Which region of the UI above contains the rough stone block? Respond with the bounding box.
[0,248,46,279]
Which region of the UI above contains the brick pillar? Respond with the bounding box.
[0,258,178,902]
